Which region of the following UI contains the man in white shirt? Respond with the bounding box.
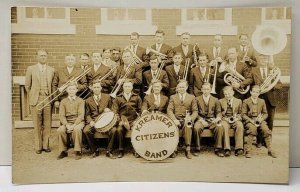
[237,34,257,67]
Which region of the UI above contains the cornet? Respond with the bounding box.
[184,110,193,128]
[254,113,263,127]
[144,60,166,95]
[146,47,168,59]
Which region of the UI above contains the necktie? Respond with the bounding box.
[263,68,267,79]
[153,71,157,78]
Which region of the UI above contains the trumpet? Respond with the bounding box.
[146,47,168,59]
[37,67,91,111]
[184,110,193,128]
[124,46,143,64]
[144,60,166,95]
[254,113,263,127]
[109,59,135,98]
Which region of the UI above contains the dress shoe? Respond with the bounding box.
[224,150,231,157]
[185,150,192,159]
[192,150,200,156]
[117,151,124,158]
[268,150,277,158]
[235,149,244,157]
[245,152,252,158]
[170,152,177,158]
[43,148,51,153]
[215,150,224,157]
[133,152,140,158]
[57,151,68,160]
[35,150,42,154]
[75,151,82,160]
[91,151,100,158]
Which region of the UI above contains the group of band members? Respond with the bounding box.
[25,29,282,160]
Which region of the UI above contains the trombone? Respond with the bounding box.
[109,59,135,98]
[144,60,166,95]
[37,67,91,111]
[146,47,168,59]
[124,46,143,64]
[182,58,190,80]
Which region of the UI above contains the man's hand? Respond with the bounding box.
[174,119,181,127]
[54,101,60,108]
[104,108,111,113]
[90,121,95,127]
[232,82,241,89]
[66,124,74,133]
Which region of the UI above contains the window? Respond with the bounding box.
[176,8,237,35]
[96,8,157,35]
[11,7,76,34]
[261,7,291,34]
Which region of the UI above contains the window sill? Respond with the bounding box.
[11,23,76,34]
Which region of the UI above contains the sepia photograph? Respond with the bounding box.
[11,6,290,184]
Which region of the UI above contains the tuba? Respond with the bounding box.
[251,25,287,93]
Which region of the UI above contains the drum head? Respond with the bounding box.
[95,111,115,129]
[131,112,179,161]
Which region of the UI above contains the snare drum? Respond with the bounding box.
[94,111,117,133]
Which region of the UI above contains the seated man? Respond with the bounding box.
[83,80,114,158]
[142,79,169,114]
[193,82,224,157]
[57,81,85,160]
[219,86,244,157]
[111,80,142,158]
[167,80,198,159]
[242,85,276,158]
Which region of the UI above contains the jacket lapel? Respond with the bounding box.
[35,64,40,82]
[221,99,227,114]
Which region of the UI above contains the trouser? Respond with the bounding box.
[193,120,224,151]
[244,121,272,153]
[57,122,84,152]
[30,103,52,151]
[221,120,244,150]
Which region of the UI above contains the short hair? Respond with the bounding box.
[251,85,261,91]
[112,47,121,52]
[173,52,182,58]
[122,49,132,56]
[198,53,209,60]
[67,81,78,88]
[65,53,76,59]
[92,51,101,55]
[36,49,48,55]
[123,79,133,86]
[223,86,234,93]
[155,30,165,36]
[80,53,89,58]
[202,82,212,88]
[228,47,238,52]
[239,34,249,39]
[181,32,191,36]
[102,48,111,52]
[177,79,188,87]
[150,55,158,61]
[131,32,140,38]
[151,79,162,86]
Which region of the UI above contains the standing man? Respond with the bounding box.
[193,83,224,157]
[219,86,244,157]
[79,53,90,71]
[57,82,85,160]
[242,85,276,158]
[111,80,143,158]
[173,32,198,64]
[167,80,198,159]
[165,52,185,96]
[237,34,257,68]
[25,49,55,154]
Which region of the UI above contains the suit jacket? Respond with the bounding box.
[189,66,214,97]
[173,44,196,64]
[165,64,185,95]
[141,93,169,113]
[196,95,221,119]
[85,93,111,123]
[251,66,280,107]
[111,92,142,123]
[25,64,55,106]
[142,69,169,90]
[237,46,257,67]
[167,93,198,121]
[59,96,85,125]
[219,97,242,117]
[86,64,114,93]
[242,97,268,124]
[206,46,227,61]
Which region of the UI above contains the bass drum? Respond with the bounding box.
[131,111,179,161]
[94,111,117,133]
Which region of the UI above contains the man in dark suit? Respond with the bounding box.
[217,47,253,99]
[219,86,244,157]
[111,47,121,66]
[167,80,198,159]
[148,30,174,67]
[206,34,227,62]
[79,53,90,71]
[189,53,214,97]
[237,34,257,68]
[165,52,185,96]
[142,80,169,114]
[193,83,224,157]
[142,55,169,96]
[25,49,55,154]
[52,54,87,108]
[111,80,143,158]
[242,85,276,158]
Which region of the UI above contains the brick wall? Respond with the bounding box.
[11,8,290,121]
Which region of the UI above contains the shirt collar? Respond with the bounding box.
[38,63,46,71]
[93,93,101,100]
[68,96,77,101]
[251,97,258,104]
[203,94,210,100]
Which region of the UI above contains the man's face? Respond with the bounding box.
[149,59,159,71]
[201,84,211,96]
[155,33,164,44]
[92,53,102,64]
[224,89,234,100]
[152,83,162,94]
[198,56,208,67]
[67,85,78,97]
[102,49,111,59]
[177,82,187,94]
[130,35,139,46]
[213,35,222,47]
[92,83,102,95]
[258,55,269,67]
[228,48,237,62]
[112,50,121,62]
[250,87,260,99]
[65,56,76,68]
[181,34,190,46]
[239,35,249,47]
[80,55,89,66]
[123,82,133,94]
[122,52,133,65]
[37,51,48,64]
[173,55,182,66]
